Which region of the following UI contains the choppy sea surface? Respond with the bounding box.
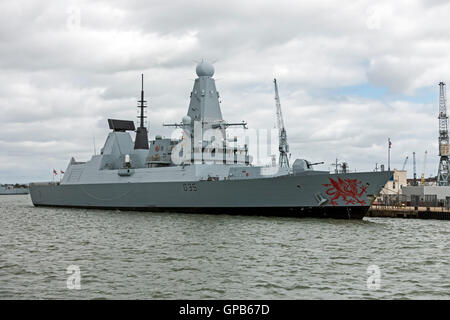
[0,195,449,299]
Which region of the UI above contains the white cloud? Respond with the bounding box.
[0,0,449,182]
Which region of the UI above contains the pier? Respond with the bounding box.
[368,205,450,220]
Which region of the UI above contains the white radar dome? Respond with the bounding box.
[182,115,192,125]
[196,60,214,77]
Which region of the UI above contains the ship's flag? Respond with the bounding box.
[60,170,65,174]
[53,169,57,175]
[388,138,392,149]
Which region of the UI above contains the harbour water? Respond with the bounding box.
[0,195,449,299]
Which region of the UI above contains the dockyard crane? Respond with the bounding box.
[421,150,428,185]
[402,156,409,171]
[274,79,289,167]
[437,82,450,185]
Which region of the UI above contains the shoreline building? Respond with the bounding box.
[380,169,407,195]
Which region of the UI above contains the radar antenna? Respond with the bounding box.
[274,79,289,167]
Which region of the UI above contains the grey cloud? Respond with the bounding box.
[0,0,449,183]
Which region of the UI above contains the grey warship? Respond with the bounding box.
[30,61,392,219]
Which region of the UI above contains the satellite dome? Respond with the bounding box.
[182,115,192,125]
[196,60,214,77]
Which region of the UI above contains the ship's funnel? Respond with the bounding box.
[134,127,149,150]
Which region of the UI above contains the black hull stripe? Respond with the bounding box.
[33,204,369,219]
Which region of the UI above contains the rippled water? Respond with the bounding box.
[0,195,449,299]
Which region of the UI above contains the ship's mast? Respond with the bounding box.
[134,74,149,150]
[437,82,449,185]
[139,74,145,128]
[274,78,289,168]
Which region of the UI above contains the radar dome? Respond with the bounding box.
[196,60,214,77]
[182,115,192,125]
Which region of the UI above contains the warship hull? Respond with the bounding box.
[30,171,392,219]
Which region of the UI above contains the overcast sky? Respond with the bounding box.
[1,0,450,183]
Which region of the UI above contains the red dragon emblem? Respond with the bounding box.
[323,177,368,206]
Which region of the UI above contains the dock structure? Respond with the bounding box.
[368,205,450,220]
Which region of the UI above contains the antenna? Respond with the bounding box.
[331,158,339,174]
[93,131,96,156]
[138,74,146,129]
[134,74,149,150]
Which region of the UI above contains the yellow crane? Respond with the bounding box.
[421,150,428,185]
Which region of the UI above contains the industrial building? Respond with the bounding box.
[401,185,450,202]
